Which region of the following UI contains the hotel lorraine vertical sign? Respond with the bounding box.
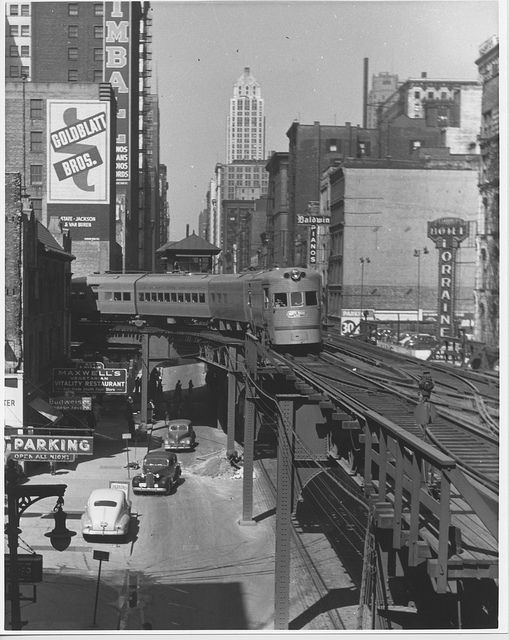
[105,1,131,184]
[427,217,469,338]
[47,100,110,205]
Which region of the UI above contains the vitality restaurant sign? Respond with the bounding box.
[53,363,127,395]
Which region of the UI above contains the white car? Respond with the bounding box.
[81,488,131,539]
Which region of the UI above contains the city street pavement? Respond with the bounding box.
[4,394,277,632]
[6,385,359,633]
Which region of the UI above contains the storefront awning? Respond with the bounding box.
[28,397,63,424]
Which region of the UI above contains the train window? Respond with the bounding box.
[164,293,170,302]
[113,292,122,301]
[144,293,150,301]
[199,293,205,303]
[263,288,269,308]
[138,293,144,301]
[178,293,184,303]
[192,293,198,303]
[123,292,131,301]
[151,293,157,302]
[290,292,303,307]
[185,293,191,303]
[158,292,164,302]
[171,293,177,302]
[103,291,113,301]
[274,293,288,307]
[305,291,318,306]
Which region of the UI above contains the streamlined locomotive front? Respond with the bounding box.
[262,268,322,347]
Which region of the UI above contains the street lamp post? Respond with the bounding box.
[359,257,370,320]
[6,483,75,630]
[413,248,429,333]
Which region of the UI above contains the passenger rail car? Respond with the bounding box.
[71,268,322,348]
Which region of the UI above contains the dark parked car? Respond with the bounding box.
[164,419,196,451]
[132,450,181,495]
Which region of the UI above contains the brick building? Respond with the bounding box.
[377,74,482,159]
[4,80,119,275]
[265,152,290,267]
[322,158,479,329]
[4,173,74,433]
[4,1,165,272]
[366,72,399,128]
[474,36,499,346]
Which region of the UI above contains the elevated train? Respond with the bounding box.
[72,267,323,349]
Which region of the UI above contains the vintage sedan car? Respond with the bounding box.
[81,488,131,539]
[164,419,196,451]
[132,450,181,495]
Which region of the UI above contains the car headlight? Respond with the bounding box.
[154,473,160,479]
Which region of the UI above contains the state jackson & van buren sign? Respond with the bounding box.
[53,362,127,395]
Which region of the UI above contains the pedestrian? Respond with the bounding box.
[134,370,142,396]
[175,380,182,402]
[188,379,194,397]
[147,399,155,423]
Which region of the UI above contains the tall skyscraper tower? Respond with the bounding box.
[226,67,265,163]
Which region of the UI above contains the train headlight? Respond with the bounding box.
[285,269,305,282]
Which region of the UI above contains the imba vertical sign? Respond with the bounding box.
[53,363,127,395]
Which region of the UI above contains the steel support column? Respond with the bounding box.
[140,331,149,427]
[227,347,237,457]
[274,396,298,630]
[240,380,256,525]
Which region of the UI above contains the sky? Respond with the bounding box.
[150,0,501,239]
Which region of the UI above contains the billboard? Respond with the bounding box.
[47,100,110,204]
[105,1,131,185]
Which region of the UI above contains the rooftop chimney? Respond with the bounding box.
[186,224,189,237]
[421,72,427,78]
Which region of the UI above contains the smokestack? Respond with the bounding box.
[186,224,189,237]
[363,58,369,129]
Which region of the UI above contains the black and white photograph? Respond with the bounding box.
[2,0,505,636]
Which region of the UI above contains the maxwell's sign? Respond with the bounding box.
[427,217,470,338]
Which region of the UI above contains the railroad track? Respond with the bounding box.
[271,351,499,495]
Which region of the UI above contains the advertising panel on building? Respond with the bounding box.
[47,100,110,204]
[105,1,131,185]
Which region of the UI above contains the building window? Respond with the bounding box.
[410,140,423,152]
[9,25,19,36]
[20,4,29,15]
[357,141,371,157]
[68,69,78,82]
[93,48,103,62]
[30,131,43,153]
[428,91,434,99]
[21,65,29,77]
[93,69,103,82]
[441,91,447,100]
[94,3,103,15]
[10,5,19,15]
[68,3,78,15]
[68,24,78,37]
[10,66,20,78]
[68,47,78,60]
[414,91,420,99]
[94,25,103,38]
[30,165,43,184]
[20,45,29,56]
[10,45,18,57]
[21,24,30,36]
